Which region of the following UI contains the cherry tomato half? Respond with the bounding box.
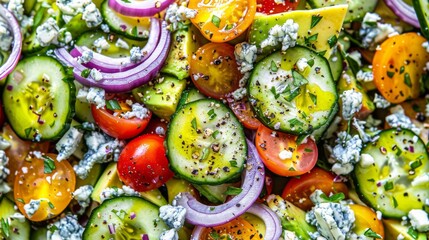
[373,32,429,103]
[199,217,262,239]
[190,43,242,99]
[281,167,349,211]
[117,134,174,192]
[188,0,257,42]
[229,97,262,130]
[350,204,384,238]
[91,95,152,139]
[255,124,318,177]
[14,154,76,222]
[257,0,299,14]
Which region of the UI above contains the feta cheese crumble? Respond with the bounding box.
[360,12,400,50]
[373,93,390,109]
[115,38,130,50]
[56,127,83,161]
[77,50,93,64]
[408,209,429,232]
[47,215,84,240]
[386,106,420,134]
[93,36,110,53]
[23,199,41,217]
[164,3,198,31]
[0,19,13,52]
[234,42,258,74]
[261,19,299,51]
[296,58,309,72]
[330,132,362,175]
[130,46,144,63]
[356,69,374,82]
[57,0,102,27]
[159,205,186,229]
[0,138,10,193]
[7,0,24,21]
[73,185,93,209]
[99,185,140,202]
[89,68,103,81]
[36,18,60,47]
[340,89,362,120]
[121,103,150,120]
[76,87,105,109]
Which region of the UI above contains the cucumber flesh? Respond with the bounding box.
[354,128,429,218]
[84,196,167,239]
[307,0,377,22]
[0,197,31,240]
[167,99,247,185]
[3,56,75,141]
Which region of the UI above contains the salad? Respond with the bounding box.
[0,0,428,239]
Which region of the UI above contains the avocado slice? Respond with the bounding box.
[384,219,428,240]
[133,75,187,120]
[165,178,197,204]
[161,26,199,80]
[248,5,348,60]
[267,195,316,239]
[91,162,167,207]
[0,197,31,239]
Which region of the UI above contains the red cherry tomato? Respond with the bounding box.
[117,134,174,192]
[229,97,262,130]
[257,0,299,15]
[141,116,168,136]
[281,167,349,211]
[255,124,318,177]
[91,95,152,139]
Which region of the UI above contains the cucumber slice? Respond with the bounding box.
[3,56,75,141]
[413,0,429,39]
[100,0,151,40]
[83,196,167,239]
[307,0,377,22]
[0,197,31,240]
[312,102,339,142]
[248,46,337,134]
[193,183,237,204]
[177,87,206,109]
[167,99,247,185]
[354,128,429,218]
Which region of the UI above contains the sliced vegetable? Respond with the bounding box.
[350,204,385,238]
[413,0,429,38]
[307,0,377,22]
[257,0,299,14]
[188,0,257,42]
[107,0,174,17]
[0,4,22,81]
[385,0,420,27]
[0,197,30,240]
[3,56,75,141]
[229,97,262,130]
[175,139,265,227]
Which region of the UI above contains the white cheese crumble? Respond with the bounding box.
[130,46,144,63]
[23,199,40,217]
[330,132,362,175]
[340,89,363,120]
[57,0,102,27]
[360,12,400,50]
[0,138,10,193]
[7,0,24,21]
[296,58,309,72]
[0,19,13,52]
[373,93,390,109]
[77,50,93,64]
[89,68,103,81]
[99,185,140,202]
[100,23,110,33]
[408,209,429,232]
[359,154,374,168]
[93,36,110,53]
[234,42,258,74]
[356,69,373,82]
[279,149,293,160]
[261,19,299,51]
[164,3,197,31]
[159,229,179,240]
[159,205,186,229]
[73,185,93,209]
[121,103,150,120]
[76,87,105,109]
[47,214,84,240]
[56,127,83,161]
[36,18,60,47]
[115,38,129,50]
[386,106,420,134]
[411,173,429,187]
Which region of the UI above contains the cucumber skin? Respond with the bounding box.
[413,0,429,39]
[3,56,75,141]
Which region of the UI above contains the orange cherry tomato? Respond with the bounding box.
[255,124,318,177]
[281,167,349,211]
[257,0,299,14]
[14,153,76,222]
[188,0,257,42]
[199,217,262,239]
[1,124,49,185]
[190,43,242,99]
[373,32,429,103]
[91,95,152,139]
[350,204,384,239]
[229,97,262,130]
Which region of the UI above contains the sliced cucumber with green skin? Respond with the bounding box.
[312,102,339,142]
[413,0,429,39]
[167,99,247,185]
[177,87,206,109]
[0,197,31,240]
[3,56,75,141]
[83,196,167,240]
[193,182,237,204]
[354,128,429,218]
[248,46,337,135]
[307,0,377,22]
[76,31,147,58]
[100,0,151,40]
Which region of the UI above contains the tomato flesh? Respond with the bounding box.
[255,124,318,176]
[257,0,299,14]
[14,154,76,222]
[190,43,242,99]
[117,134,174,192]
[199,217,262,239]
[281,167,349,211]
[229,97,262,130]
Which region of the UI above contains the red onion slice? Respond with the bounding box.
[70,18,161,73]
[54,21,171,93]
[175,139,265,227]
[0,5,22,81]
[191,203,282,240]
[108,0,175,17]
[385,0,420,27]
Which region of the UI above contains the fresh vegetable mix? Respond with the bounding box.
[0,0,429,239]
